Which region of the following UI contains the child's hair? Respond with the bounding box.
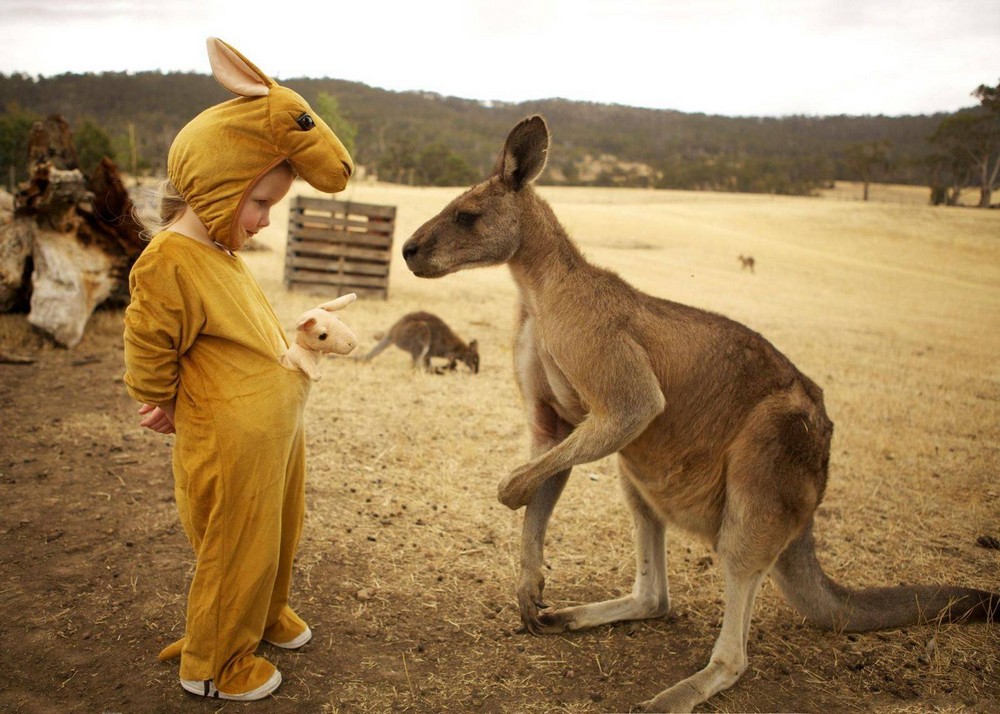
[133,161,297,243]
[133,179,188,241]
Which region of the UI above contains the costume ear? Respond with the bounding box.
[318,293,357,312]
[297,316,317,331]
[206,37,274,97]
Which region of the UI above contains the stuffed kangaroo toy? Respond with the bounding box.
[280,293,358,381]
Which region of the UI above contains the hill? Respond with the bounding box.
[0,70,962,194]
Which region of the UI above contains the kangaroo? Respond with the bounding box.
[738,254,756,273]
[361,311,479,374]
[401,116,998,712]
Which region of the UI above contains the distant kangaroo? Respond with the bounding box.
[738,254,755,273]
[401,116,998,712]
[361,311,479,374]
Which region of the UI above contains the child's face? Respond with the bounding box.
[237,163,295,248]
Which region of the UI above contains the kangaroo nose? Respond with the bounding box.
[402,241,419,261]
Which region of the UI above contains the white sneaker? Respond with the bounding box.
[264,625,312,650]
[180,669,282,701]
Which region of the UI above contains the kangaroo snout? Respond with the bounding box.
[402,239,419,262]
[402,235,444,277]
[402,238,427,276]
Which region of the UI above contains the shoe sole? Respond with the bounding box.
[180,669,282,700]
[264,626,312,650]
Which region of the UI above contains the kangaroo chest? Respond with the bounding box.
[517,314,587,426]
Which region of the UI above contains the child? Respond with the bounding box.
[123,38,354,701]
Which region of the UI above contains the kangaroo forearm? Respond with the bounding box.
[500,413,652,509]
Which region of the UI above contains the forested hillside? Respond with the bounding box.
[0,70,974,194]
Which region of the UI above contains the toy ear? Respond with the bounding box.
[206,37,274,97]
[318,293,358,312]
[297,316,317,331]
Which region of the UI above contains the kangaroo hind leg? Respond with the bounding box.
[398,323,432,370]
[636,504,781,712]
[637,552,766,713]
[538,460,669,633]
[637,406,822,712]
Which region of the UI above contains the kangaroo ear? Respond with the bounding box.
[496,115,549,190]
[206,37,274,97]
[468,339,478,351]
[318,293,357,312]
[297,316,317,331]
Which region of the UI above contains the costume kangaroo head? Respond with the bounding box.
[168,37,354,251]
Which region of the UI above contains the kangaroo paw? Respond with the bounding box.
[517,572,568,634]
[497,464,537,510]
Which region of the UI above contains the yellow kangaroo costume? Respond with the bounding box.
[123,38,353,697]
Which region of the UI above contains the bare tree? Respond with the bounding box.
[844,140,892,201]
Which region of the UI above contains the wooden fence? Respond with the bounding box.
[284,196,396,299]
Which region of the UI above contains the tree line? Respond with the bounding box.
[1,71,997,205]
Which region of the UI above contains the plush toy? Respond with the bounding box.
[280,293,358,380]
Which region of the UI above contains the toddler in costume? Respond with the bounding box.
[123,38,354,700]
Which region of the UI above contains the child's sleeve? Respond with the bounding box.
[122,250,204,406]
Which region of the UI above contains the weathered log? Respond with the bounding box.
[78,158,147,305]
[27,229,115,347]
[27,115,79,171]
[0,218,35,312]
[16,164,88,231]
[0,114,146,346]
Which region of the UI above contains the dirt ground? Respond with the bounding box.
[1,182,998,713]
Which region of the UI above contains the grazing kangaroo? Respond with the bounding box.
[738,254,755,273]
[361,311,479,374]
[401,115,998,712]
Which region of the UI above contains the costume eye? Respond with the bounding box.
[456,211,478,228]
[296,113,315,131]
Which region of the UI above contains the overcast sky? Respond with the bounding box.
[1,0,997,117]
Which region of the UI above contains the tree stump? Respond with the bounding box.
[0,115,145,347]
[28,229,115,347]
[0,218,34,312]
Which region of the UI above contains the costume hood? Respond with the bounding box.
[168,38,354,250]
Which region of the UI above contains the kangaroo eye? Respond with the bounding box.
[318,333,328,340]
[456,211,478,228]
[296,113,315,131]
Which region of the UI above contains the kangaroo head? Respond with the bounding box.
[464,339,480,374]
[402,116,549,278]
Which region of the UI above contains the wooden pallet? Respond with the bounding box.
[284,195,396,299]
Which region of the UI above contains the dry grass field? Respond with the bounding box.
[816,180,984,206]
[1,180,998,713]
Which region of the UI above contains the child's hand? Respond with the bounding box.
[138,403,176,434]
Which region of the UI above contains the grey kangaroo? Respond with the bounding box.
[361,311,479,374]
[401,115,998,712]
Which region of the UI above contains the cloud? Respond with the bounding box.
[0,0,997,116]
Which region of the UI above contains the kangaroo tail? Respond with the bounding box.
[358,334,392,362]
[772,519,999,632]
